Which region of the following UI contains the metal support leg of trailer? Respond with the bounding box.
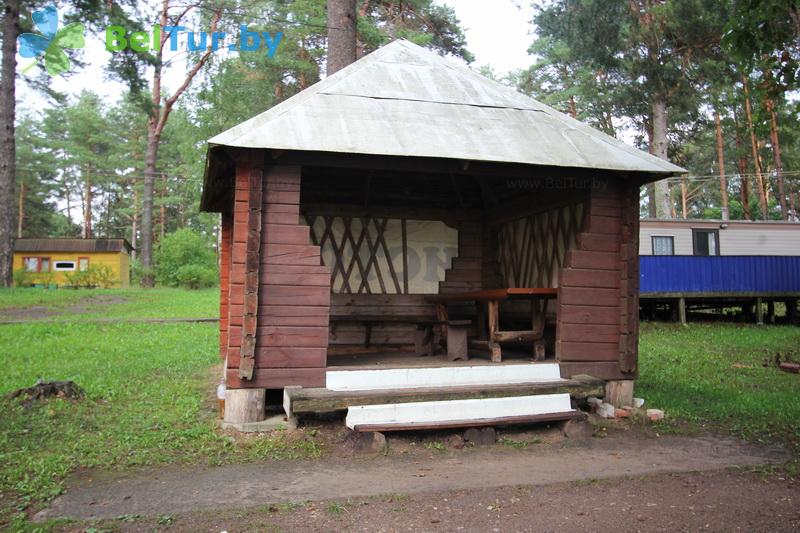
[756,297,764,326]
[678,297,687,326]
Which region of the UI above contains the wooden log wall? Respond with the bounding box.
[225,162,329,389]
[439,219,483,294]
[556,180,640,381]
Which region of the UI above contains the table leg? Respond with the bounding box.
[476,304,487,340]
[414,325,434,357]
[487,300,501,363]
[531,298,546,360]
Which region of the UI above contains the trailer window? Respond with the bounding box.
[651,236,674,256]
[692,229,720,256]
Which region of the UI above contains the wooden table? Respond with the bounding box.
[428,288,558,363]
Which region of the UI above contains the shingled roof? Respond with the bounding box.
[14,238,132,253]
[205,39,684,179]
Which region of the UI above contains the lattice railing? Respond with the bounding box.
[304,215,457,294]
[497,202,585,288]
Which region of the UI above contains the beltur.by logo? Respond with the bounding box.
[106,24,283,57]
[18,5,86,75]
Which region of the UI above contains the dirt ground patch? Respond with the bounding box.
[53,469,800,532]
[0,294,129,322]
[35,426,788,523]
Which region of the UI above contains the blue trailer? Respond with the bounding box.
[639,256,800,324]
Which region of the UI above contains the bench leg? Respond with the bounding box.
[415,326,434,357]
[435,303,449,352]
[447,324,468,361]
[533,340,546,361]
[489,342,502,363]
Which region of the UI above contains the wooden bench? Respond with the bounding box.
[329,315,471,361]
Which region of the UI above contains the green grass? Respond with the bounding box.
[637,322,800,450]
[0,288,321,529]
[0,287,219,320]
[2,288,800,528]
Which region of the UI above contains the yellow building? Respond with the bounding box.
[13,238,132,288]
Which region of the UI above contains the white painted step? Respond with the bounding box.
[326,363,564,391]
[345,393,575,430]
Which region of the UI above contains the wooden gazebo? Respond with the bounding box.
[200,40,684,429]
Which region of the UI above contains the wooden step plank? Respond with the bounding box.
[345,393,574,429]
[285,376,603,415]
[326,363,564,391]
[352,411,583,432]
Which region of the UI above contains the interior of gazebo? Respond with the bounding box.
[297,163,589,370]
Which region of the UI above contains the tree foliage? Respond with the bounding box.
[153,228,217,288]
[521,0,799,221]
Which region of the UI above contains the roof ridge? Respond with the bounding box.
[316,91,548,112]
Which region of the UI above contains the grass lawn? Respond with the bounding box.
[0,288,320,530]
[0,287,799,529]
[637,321,800,450]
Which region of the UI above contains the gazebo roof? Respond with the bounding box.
[203,39,683,202]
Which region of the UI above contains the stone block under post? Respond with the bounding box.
[604,380,634,408]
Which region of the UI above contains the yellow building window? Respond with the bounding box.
[23,256,50,272]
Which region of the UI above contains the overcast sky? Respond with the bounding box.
[17,1,537,112]
[445,0,535,74]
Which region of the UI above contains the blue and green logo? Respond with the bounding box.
[18,5,85,76]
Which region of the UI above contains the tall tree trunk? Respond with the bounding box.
[766,98,787,219]
[140,1,219,286]
[17,182,24,238]
[131,186,138,261]
[733,108,752,220]
[680,177,688,219]
[82,171,92,239]
[140,1,169,287]
[142,118,159,284]
[65,185,73,227]
[326,0,357,75]
[714,110,729,215]
[742,74,768,219]
[559,66,578,118]
[645,122,657,218]
[651,98,672,218]
[159,179,166,241]
[0,0,20,286]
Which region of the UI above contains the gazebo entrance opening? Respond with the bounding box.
[299,165,587,370]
